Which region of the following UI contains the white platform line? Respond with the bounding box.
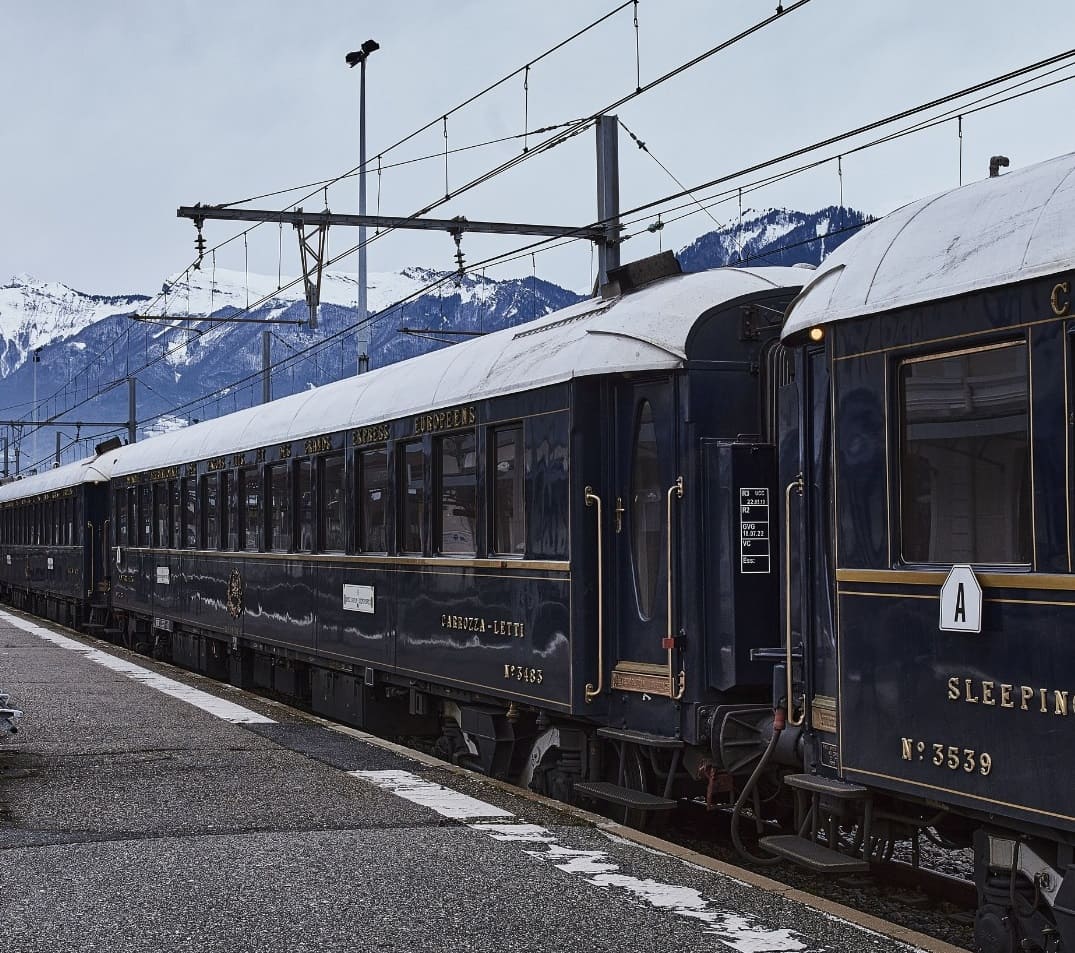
[2,611,275,725]
[350,769,513,819]
[471,822,825,953]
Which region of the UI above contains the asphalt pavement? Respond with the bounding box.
[0,610,956,952]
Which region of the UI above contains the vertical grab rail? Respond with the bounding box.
[584,486,604,703]
[785,475,806,726]
[86,521,95,595]
[665,476,685,699]
[101,519,110,591]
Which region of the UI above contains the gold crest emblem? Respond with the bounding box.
[226,569,244,619]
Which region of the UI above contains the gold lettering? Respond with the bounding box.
[1051,281,1070,317]
[1041,688,1049,713]
[901,738,913,760]
[1055,690,1069,716]
[982,681,995,706]
[947,676,960,700]
[1021,686,1034,711]
[411,405,477,435]
[353,423,390,447]
[1001,684,1014,708]
[964,678,979,703]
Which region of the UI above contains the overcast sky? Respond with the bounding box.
[2,1,1072,298]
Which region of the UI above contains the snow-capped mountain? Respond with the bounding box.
[0,275,149,376]
[0,205,870,471]
[0,265,584,469]
[677,206,870,273]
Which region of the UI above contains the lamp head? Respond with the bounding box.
[346,39,380,67]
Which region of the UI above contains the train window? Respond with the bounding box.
[139,485,152,546]
[438,431,476,554]
[321,453,345,553]
[240,467,262,552]
[268,464,291,551]
[154,483,168,548]
[170,481,181,548]
[183,481,198,547]
[296,459,313,552]
[400,440,426,553]
[202,474,220,550]
[900,342,1031,565]
[127,489,137,549]
[631,400,661,620]
[492,426,525,556]
[224,471,239,550]
[65,498,73,546]
[358,447,388,553]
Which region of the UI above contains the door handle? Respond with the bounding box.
[584,486,604,703]
[665,477,685,700]
[785,475,805,726]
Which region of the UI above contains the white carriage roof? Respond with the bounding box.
[110,266,804,479]
[782,151,1075,339]
[0,454,113,502]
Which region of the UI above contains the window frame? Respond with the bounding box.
[399,438,427,555]
[436,429,477,556]
[489,423,525,557]
[357,445,389,554]
[320,452,346,554]
[896,339,1032,568]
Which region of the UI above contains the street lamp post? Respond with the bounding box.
[32,348,41,472]
[346,38,379,375]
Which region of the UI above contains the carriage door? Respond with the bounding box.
[610,379,679,685]
[781,344,838,767]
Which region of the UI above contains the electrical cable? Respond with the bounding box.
[30,41,1075,438]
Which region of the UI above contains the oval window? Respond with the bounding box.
[631,400,661,620]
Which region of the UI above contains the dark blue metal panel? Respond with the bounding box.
[839,582,1075,833]
[395,565,572,711]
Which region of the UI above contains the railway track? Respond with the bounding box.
[671,799,976,950]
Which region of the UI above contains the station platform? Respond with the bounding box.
[0,609,961,953]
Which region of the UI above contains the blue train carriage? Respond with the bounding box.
[102,253,804,802]
[779,152,1075,951]
[0,444,116,628]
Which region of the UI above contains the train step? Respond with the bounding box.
[595,727,684,749]
[758,834,870,873]
[573,781,678,811]
[784,774,869,799]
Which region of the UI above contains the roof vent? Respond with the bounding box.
[601,251,682,300]
[95,436,123,457]
[989,155,1010,178]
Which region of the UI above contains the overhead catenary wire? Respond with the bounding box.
[44,49,1075,444]
[27,54,1075,455]
[33,0,812,437]
[138,0,817,331]
[26,1,640,417]
[25,37,1075,451]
